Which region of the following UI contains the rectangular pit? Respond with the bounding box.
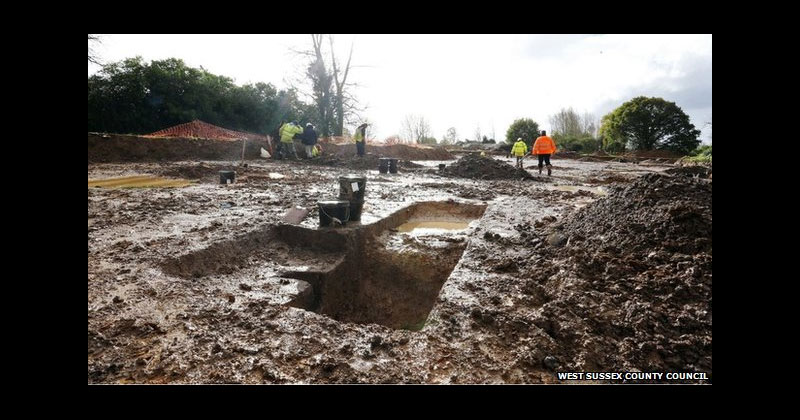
[285,201,487,330]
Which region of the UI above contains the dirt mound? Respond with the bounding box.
[523,173,712,375]
[88,133,268,162]
[559,173,711,254]
[442,154,534,180]
[665,166,712,179]
[147,120,268,142]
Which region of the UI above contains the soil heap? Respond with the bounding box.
[442,154,534,180]
[517,173,712,377]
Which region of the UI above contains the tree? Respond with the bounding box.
[293,34,364,137]
[599,96,700,154]
[582,111,598,138]
[88,57,312,135]
[549,108,600,153]
[473,125,482,143]
[305,35,334,137]
[505,118,540,147]
[549,107,598,138]
[400,114,432,144]
[440,127,457,145]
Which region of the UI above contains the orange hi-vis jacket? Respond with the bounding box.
[532,135,557,155]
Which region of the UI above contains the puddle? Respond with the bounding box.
[88,175,191,188]
[396,221,470,233]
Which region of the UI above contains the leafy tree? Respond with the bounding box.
[599,96,700,154]
[557,135,601,153]
[88,57,312,135]
[505,118,540,147]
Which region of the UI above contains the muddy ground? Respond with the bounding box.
[88,151,711,384]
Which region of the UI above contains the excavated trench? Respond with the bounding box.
[161,201,486,331]
[282,201,487,330]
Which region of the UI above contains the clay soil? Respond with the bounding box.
[88,137,711,384]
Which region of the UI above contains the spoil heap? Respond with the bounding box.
[442,154,533,180]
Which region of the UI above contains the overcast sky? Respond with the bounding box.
[89,34,712,143]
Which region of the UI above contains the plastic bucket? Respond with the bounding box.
[348,199,365,222]
[338,175,367,200]
[439,164,446,171]
[389,158,398,174]
[219,171,235,184]
[318,200,351,227]
[378,158,390,174]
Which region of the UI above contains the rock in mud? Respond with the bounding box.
[546,233,568,247]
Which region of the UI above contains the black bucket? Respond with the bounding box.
[439,163,446,172]
[219,170,235,184]
[338,175,367,200]
[318,200,351,227]
[348,199,365,222]
[389,158,398,174]
[378,158,390,174]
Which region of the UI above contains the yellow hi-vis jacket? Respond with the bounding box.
[280,123,303,143]
[353,127,365,143]
[511,140,528,157]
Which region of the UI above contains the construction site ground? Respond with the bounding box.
[88,149,712,384]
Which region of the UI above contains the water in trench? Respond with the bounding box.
[288,201,487,331]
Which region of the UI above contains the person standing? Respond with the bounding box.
[301,123,318,159]
[353,123,369,157]
[279,120,303,160]
[510,137,528,169]
[531,130,557,176]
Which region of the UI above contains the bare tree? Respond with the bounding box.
[442,127,458,145]
[291,34,365,137]
[401,114,432,143]
[311,36,333,136]
[550,107,597,137]
[88,34,102,65]
[550,107,581,137]
[474,124,482,143]
[582,111,598,137]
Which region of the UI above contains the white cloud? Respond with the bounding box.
[89,34,712,143]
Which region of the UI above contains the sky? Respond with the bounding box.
[88,34,712,144]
